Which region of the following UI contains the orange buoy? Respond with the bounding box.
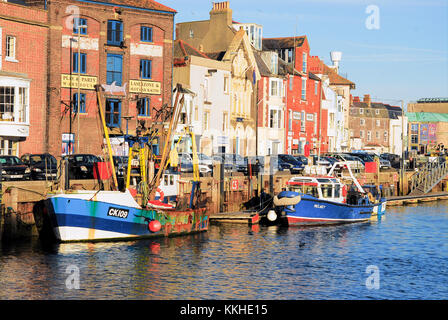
[148,220,162,233]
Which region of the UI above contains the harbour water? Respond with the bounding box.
[1,201,447,300]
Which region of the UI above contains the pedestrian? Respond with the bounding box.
[253,159,260,176]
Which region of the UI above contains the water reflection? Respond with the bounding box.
[1,202,447,299]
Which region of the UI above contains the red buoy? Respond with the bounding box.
[148,220,162,233]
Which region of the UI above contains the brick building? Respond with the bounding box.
[0,1,48,156]
[254,50,288,156]
[21,0,176,157]
[349,94,402,153]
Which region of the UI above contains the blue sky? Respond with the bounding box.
[161,0,448,107]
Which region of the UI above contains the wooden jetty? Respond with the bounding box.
[386,192,448,206]
[210,211,260,225]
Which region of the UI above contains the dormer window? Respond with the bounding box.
[302,52,307,73]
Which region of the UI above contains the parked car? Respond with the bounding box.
[178,153,213,174]
[276,154,305,174]
[294,155,308,166]
[0,155,31,181]
[63,154,100,179]
[347,152,374,165]
[214,153,245,172]
[325,153,364,170]
[310,155,331,169]
[197,153,213,167]
[378,156,391,169]
[381,153,401,169]
[20,153,58,180]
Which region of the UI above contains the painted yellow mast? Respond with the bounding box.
[95,85,118,191]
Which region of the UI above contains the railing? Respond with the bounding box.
[409,160,448,195]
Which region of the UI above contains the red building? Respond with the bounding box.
[18,0,176,158]
[0,1,48,156]
[263,36,324,156]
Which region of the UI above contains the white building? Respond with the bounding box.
[255,51,287,156]
[173,40,231,155]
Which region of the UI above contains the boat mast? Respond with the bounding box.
[148,84,184,200]
[95,85,119,191]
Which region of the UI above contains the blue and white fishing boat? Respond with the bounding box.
[34,189,208,242]
[267,162,385,226]
[33,84,209,242]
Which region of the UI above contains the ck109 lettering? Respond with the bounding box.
[107,207,129,219]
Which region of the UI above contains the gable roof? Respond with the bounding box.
[221,29,261,81]
[323,64,355,88]
[174,40,210,59]
[86,0,177,14]
[262,36,307,50]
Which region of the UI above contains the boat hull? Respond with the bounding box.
[34,191,209,242]
[275,193,374,227]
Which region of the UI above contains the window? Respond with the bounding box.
[224,76,229,94]
[204,79,209,101]
[203,110,210,130]
[376,131,380,139]
[223,112,228,132]
[6,36,16,60]
[289,75,293,91]
[289,109,293,131]
[107,54,123,86]
[375,109,380,115]
[411,134,418,144]
[105,99,121,128]
[270,79,282,97]
[367,131,371,141]
[0,87,14,121]
[329,113,335,129]
[141,26,153,42]
[360,118,365,126]
[376,119,380,127]
[411,124,419,134]
[73,18,87,35]
[384,131,388,142]
[0,139,14,155]
[107,20,123,46]
[269,108,281,128]
[73,53,87,74]
[359,108,364,114]
[301,111,305,131]
[302,52,307,73]
[306,113,314,121]
[360,130,364,138]
[315,81,318,95]
[301,78,307,100]
[140,59,152,79]
[18,87,27,123]
[137,98,150,117]
[73,93,86,113]
[189,29,194,38]
[271,54,278,74]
